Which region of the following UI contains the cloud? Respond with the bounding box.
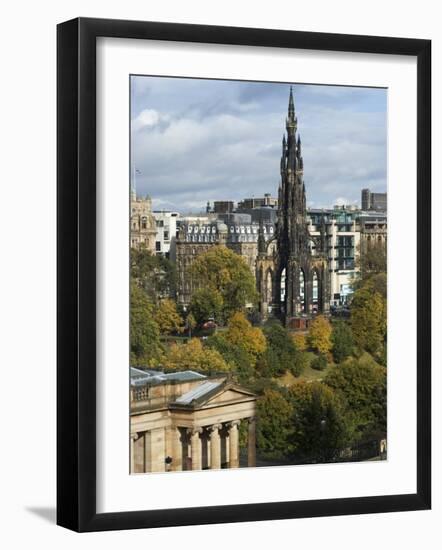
[131,77,387,213]
[132,109,162,132]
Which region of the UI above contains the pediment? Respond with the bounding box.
[204,386,255,406]
[171,381,255,409]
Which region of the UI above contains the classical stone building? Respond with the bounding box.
[130,189,157,251]
[130,368,257,473]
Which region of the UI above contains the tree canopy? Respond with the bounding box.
[190,246,258,322]
[130,282,163,366]
[331,320,354,363]
[308,315,332,355]
[288,381,353,461]
[258,322,305,377]
[325,356,387,439]
[164,338,231,374]
[131,248,176,303]
[154,298,184,335]
[189,287,223,326]
[350,284,386,358]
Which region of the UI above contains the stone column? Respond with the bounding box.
[187,427,203,471]
[171,427,183,471]
[144,428,166,472]
[209,424,222,470]
[228,420,240,468]
[247,417,256,467]
[130,433,138,474]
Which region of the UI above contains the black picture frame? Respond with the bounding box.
[57,17,431,532]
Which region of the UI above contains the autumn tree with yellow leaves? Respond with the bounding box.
[307,315,332,355]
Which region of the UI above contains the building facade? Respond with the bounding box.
[130,190,157,252]
[175,214,276,307]
[361,188,387,212]
[130,368,257,473]
[153,210,179,260]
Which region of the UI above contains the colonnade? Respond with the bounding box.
[185,417,256,471]
[130,417,256,473]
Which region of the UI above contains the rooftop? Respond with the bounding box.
[130,367,206,387]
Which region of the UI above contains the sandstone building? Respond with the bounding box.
[130,189,156,251]
[130,368,257,473]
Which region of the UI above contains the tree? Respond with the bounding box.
[256,389,295,459]
[325,356,386,439]
[189,288,223,325]
[131,248,177,303]
[259,322,305,377]
[154,299,184,335]
[288,381,352,462]
[308,315,332,355]
[164,338,231,374]
[350,285,386,357]
[191,246,258,321]
[358,239,387,280]
[331,320,354,363]
[207,332,255,383]
[130,282,163,366]
[185,312,197,337]
[292,332,307,352]
[224,312,266,364]
[311,354,328,371]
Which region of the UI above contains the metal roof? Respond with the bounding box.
[174,381,222,405]
[130,367,206,387]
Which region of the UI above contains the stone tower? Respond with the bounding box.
[274,87,329,322]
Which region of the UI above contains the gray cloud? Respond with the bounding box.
[131,77,387,213]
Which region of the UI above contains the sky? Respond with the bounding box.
[130,76,387,214]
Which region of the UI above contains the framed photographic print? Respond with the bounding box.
[57,17,431,532]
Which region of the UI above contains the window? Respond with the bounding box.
[155,242,161,251]
[164,231,169,241]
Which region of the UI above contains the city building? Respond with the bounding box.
[153,210,179,260]
[308,206,360,306]
[361,188,387,212]
[237,193,278,210]
[130,190,157,251]
[176,214,276,307]
[130,368,257,473]
[173,89,387,321]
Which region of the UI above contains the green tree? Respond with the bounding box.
[189,288,223,325]
[164,338,231,374]
[256,389,295,459]
[308,315,332,355]
[325,356,386,439]
[288,381,352,462]
[130,282,163,366]
[350,285,386,357]
[259,322,305,377]
[311,354,328,371]
[154,298,184,335]
[358,239,387,280]
[331,320,354,363]
[185,312,197,337]
[191,246,258,321]
[207,332,255,383]
[130,248,177,303]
